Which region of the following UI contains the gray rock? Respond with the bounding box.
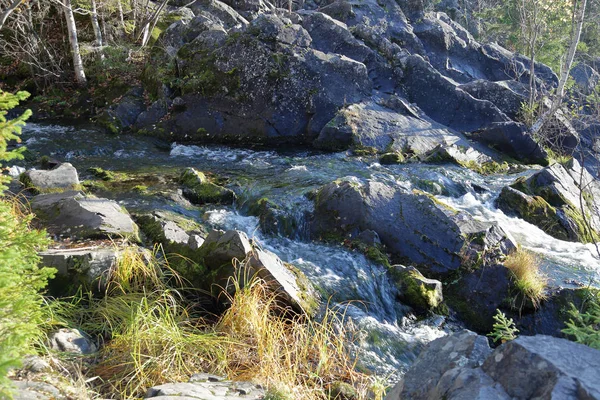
[459,80,528,119]
[200,229,253,268]
[49,328,97,355]
[311,179,515,275]
[21,163,79,192]
[188,234,205,250]
[12,381,65,400]
[482,335,600,399]
[299,11,372,62]
[356,229,380,246]
[98,87,146,133]
[400,55,511,133]
[220,0,273,19]
[135,100,169,130]
[474,121,548,164]
[249,14,312,47]
[30,191,140,241]
[21,356,50,373]
[386,330,493,400]
[180,168,236,205]
[314,100,484,160]
[189,0,249,28]
[146,375,264,399]
[40,247,120,293]
[135,212,192,245]
[497,158,600,243]
[570,63,600,95]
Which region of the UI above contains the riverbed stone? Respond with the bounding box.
[49,328,97,355]
[311,179,515,275]
[20,163,80,193]
[391,265,443,312]
[30,191,140,241]
[497,158,600,243]
[180,168,236,205]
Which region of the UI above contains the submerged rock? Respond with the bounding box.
[311,179,515,275]
[386,331,600,400]
[30,191,140,241]
[497,159,600,243]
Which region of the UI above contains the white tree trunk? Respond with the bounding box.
[62,0,87,85]
[90,0,103,47]
[117,0,125,32]
[531,0,587,137]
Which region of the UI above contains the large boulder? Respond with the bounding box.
[30,191,140,241]
[473,121,548,164]
[570,63,600,95]
[311,179,516,275]
[313,99,486,161]
[198,230,319,314]
[386,331,600,400]
[459,80,528,119]
[400,55,511,133]
[497,158,600,243]
[20,163,80,193]
[481,335,600,399]
[385,330,494,400]
[145,12,372,145]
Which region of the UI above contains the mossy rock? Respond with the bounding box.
[180,168,236,205]
[327,381,357,400]
[87,167,116,181]
[379,152,405,165]
[391,265,443,312]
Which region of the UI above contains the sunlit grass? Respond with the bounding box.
[504,247,547,308]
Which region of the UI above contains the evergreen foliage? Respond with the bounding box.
[0,90,54,398]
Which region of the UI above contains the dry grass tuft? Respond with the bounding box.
[504,247,547,308]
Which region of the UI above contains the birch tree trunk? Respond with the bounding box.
[531,0,588,137]
[117,0,125,32]
[90,0,103,47]
[62,0,87,85]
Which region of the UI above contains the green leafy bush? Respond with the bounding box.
[0,90,54,397]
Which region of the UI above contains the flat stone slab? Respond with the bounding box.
[146,375,264,399]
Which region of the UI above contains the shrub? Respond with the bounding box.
[0,90,54,397]
[562,290,600,349]
[488,309,519,343]
[504,247,547,308]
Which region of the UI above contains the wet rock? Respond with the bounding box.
[497,158,600,243]
[385,330,493,400]
[30,191,140,241]
[199,229,254,268]
[311,179,515,275]
[391,265,443,312]
[445,264,512,332]
[20,163,80,193]
[180,168,236,205]
[49,328,97,355]
[473,121,548,164]
[146,374,264,399]
[135,211,194,246]
[40,246,120,294]
[198,230,318,313]
[482,335,600,399]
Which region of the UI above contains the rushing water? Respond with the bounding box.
[16,122,600,379]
